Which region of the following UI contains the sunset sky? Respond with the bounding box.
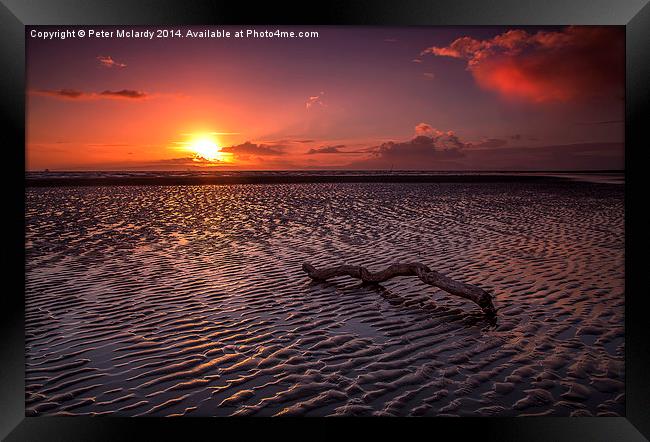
[26,26,624,171]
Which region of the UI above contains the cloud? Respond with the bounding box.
[306,92,326,109]
[99,89,147,99]
[414,122,434,135]
[348,136,622,171]
[85,143,130,147]
[376,135,465,159]
[220,141,285,157]
[413,123,465,148]
[307,144,364,155]
[32,88,148,100]
[462,142,624,170]
[97,55,127,68]
[158,157,220,165]
[346,130,468,169]
[344,124,520,169]
[107,156,226,170]
[467,138,508,149]
[306,145,348,154]
[33,89,85,99]
[423,72,435,79]
[422,26,624,103]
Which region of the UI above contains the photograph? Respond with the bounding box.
[24,25,625,418]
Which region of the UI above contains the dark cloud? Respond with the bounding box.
[468,138,508,149]
[220,141,285,157]
[99,89,147,99]
[462,142,624,170]
[376,136,465,159]
[423,26,624,103]
[34,89,85,99]
[85,143,130,147]
[347,134,466,169]
[97,55,127,68]
[32,88,148,100]
[306,145,346,154]
[341,123,619,170]
[109,156,224,170]
[156,157,216,165]
[348,139,622,171]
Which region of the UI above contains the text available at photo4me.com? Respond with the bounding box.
[29,27,321,41]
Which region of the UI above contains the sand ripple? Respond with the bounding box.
[25,182,624,416]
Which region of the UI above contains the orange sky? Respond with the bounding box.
[26,26,624,171]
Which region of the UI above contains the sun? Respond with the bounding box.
[189,137,225,162]
[174,133,234,164]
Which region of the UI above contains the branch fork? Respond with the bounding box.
[302,262,496,316]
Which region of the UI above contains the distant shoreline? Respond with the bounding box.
[25,173,623,187]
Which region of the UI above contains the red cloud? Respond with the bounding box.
[423,27,624,103]
[415,122,434,135]
[414,123,459,143]
[97,55,127,68]
[306,91,326,109]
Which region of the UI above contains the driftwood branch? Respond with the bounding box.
[302,262,496,316]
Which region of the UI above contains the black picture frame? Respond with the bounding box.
[2,0,648,440]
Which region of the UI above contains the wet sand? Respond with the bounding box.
[25,181,624,416]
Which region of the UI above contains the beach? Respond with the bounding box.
[25,177,624,416]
